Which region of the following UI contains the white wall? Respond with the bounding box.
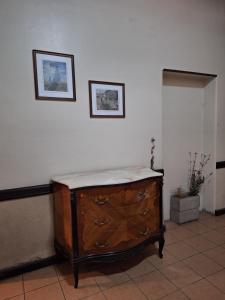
[216,169,225,210]
[0,0,225,189]
[0,0,225,268]
[162,86,204,219]
[202,79,217,212]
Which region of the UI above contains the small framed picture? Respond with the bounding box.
[89,80,125,118]
[32,50,76,101]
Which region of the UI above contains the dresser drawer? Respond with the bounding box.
[78,226,128,255]
[75,177,161,255]
[76,186,125,232]
[127,212,160,238]
[127,190,160,247]
[77,185,125,209]
[125,179,159,206]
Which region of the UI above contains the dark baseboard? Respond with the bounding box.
[0,169,164,202]
[0,255,59,280]
[216,161,225,169]
[2,161,225,203]
[0,184,52,202]
[163,68,217,78]
[215,208,225,216]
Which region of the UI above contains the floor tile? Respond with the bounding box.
[160,261,201,288]
[166,241,198,260]
[60,273,101,300]
[23,266,58,292]
[120,256,155,279]
[184,235,216,252]
[203,246,225,267]
[169,227,196,241]
[183,253,223,277]
[215,217,225,226]
[88,263,130,291]
[8,295,24,300]
[199,212,214,220]
[142,243,159,255]
[4,216,225,300]
[147,250,178,269]
[0,275,23,300]
[84,292,106,299]
[182,221,209,234]
[164,231,179,245]
[182,278,225,300]
[164,221,180,231]
[199,217,225,229]
[25,282,64,300]
[134,270,176,299]
[103,280,146,300]
[201,230,225,245]
[217,226,225,234]
[160,290,188,299]
[207,269,225,293]
[218,214,225,219]
[55,262,72,281]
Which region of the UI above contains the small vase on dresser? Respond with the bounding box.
[52,166,165,288]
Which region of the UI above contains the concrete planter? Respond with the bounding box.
[170,195,200,224]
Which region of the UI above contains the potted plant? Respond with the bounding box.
[170,152,212,224]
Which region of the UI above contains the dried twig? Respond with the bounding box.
[150,137,155,169]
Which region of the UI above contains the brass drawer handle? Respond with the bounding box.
[94,197,109,205]
[94,218,109,226]
[136,190,149,201]
[140,208,150,216]
[95,241,110,248]
[139,227,150,236]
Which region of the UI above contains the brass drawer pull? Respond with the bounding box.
[136,190,149,202]
[94,218,109,226]
[140,208,150,216]
[95,241,110,248]
[94,197,109,205]
[139,227,150,236]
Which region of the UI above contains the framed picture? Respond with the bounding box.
[89,81,125,118]
[32,50,76,101]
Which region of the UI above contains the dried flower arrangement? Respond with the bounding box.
[150,137,155,169]
[188,152,212,196]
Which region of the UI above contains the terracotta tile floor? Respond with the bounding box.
[1,212,225,300]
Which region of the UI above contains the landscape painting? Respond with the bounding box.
[96,89,119,111]
[89,81,125,118]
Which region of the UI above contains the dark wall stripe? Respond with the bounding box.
[0,255,59,280]
[216,161,225,169]
[163,68,217,78]
[1,164,224,202]
[0,184,52,201]
[215,208,225,216]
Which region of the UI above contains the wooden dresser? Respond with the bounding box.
[52,167,164,288]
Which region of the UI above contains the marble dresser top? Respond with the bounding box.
[52,166,163,189]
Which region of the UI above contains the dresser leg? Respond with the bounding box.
[73,263,79,288]
[158,237,165,259]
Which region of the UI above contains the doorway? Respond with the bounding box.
[162,69,217,220]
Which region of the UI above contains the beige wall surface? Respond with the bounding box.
[162,86,204,219]
[0,0,225,268]
[0,195,54,269]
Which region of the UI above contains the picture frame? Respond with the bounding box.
[32,50,76,101]
[89,80,125,118]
